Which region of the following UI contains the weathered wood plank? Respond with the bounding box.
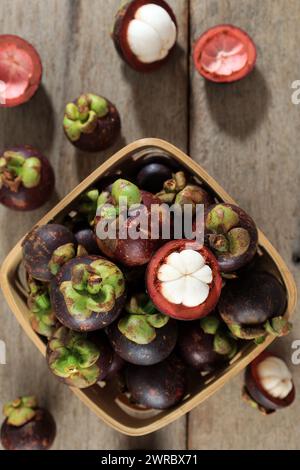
[0,0,189,450]
[188,0,300,449]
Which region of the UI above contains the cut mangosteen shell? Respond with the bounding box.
[0,34,42,108]
[146,240,222,320]
[245,352,295,411]
[193,24,256,83]
[112,0,177,73]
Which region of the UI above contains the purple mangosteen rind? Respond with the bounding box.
[205,203,258,272]
[0,145,55,211]
[63,94,121,152]
[46,326,113,388]
[50,255,126,332]
[74,228,100,254]
[0,396,56,450]
[125,355,187,409]
[22,223,77,282]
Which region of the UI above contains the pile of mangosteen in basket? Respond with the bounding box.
[20,154,293,413]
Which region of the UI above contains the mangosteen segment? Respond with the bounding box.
[27,278,56,338]
[205,203,258,272]
[113,0,177,72]
[147,240,222,320]
[47,326,102,388]
[125,355,186,409]
[193,24,256,83]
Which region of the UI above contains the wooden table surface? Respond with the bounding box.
[0,0,299,450]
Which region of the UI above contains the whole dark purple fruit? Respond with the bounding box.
[106,293,177,365]
[0,396,56,450]
[0,145,54,211]
[50,255,126,332]
[218,271,290,340]
[75,228,100,254]
[46,326,113,388]
[63,94,121,152]
[178,316,237,372]
[136,163,172,193]
[105,352,125,380]
[205,203,258,272]
[125,355,186,409]
[22,223,77,282]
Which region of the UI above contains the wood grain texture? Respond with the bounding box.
[189,0,300,450]
[0,0,188,450]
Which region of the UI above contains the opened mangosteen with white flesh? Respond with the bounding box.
[147,239,222,320]
[125,355,186,409]
[106,293,177,365]
[50,255,126,332]
[0,145,55,211]
[205,203,258,273]
[22,223,77,282]
[94,178,164,267]
[178,314,237,372]
[63,93,121,152]
[0,396,56,450]
[243,352,295,414]
[218,271,291,340]
[112,0,177,72]
[46,326,113,388]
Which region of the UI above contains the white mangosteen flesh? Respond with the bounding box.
[201,33,248,76]
[257,356,293,400]
[127,4,177,64]
[157,249,213,308]
[0,43,33,99]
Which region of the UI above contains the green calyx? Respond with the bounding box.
[48,243,76,276]
[213,331,237,358]
[156,171,187,203]
[200,315,220,335]
[228,316,292,341]
[48,326,100,388]
[63,94,109,142]
[206,204,239,233]
[118,294,169,344]
[264,316,292,337]
[175,185,206,212]
[59,259,125,319]
[27,279,56,338]
[3,396,38,427]
[0,151,42,191]
[111,179,142,208]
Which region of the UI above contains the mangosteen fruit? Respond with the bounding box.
[205,203,258,272]
[126,355,186,409]
[193,24,256,83]
[106,293,177,365]
[112,0,177,73]
[146,239,222,320]
[243,352,295,414]
[63,93,121,152]
[46,326,113,388]
[178,315,237,371]
[0,35,42,108]
[218,271,291,340]
[27,278,56,338]
[0,396,56,450]
[94,178,163,266]
[50,255,126,332]
[156,170,214,209]
[136,162,173,193]
[0,145,54,211]
[22,223,77,282]
[105,352,126,380]
[75,228,100,254]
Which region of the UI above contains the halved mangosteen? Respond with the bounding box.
[243,352,295,414]
[146,239,222,320]
[94,178,164,266]
[0,396,56,450]
[178,315,237,371]
[125,355,186,409]
[193,24,256,83]
[205,203,258,272]
[50,255,126,332]
[22,223,77,282]
[46,326,113,388]
[106,293,177,365]
[112,0,177,73]
[218,271,291,340]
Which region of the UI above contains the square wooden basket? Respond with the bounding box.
[0,138,297,436]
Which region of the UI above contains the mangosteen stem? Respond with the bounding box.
[0,151,42,190]
[3,396,38,427]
